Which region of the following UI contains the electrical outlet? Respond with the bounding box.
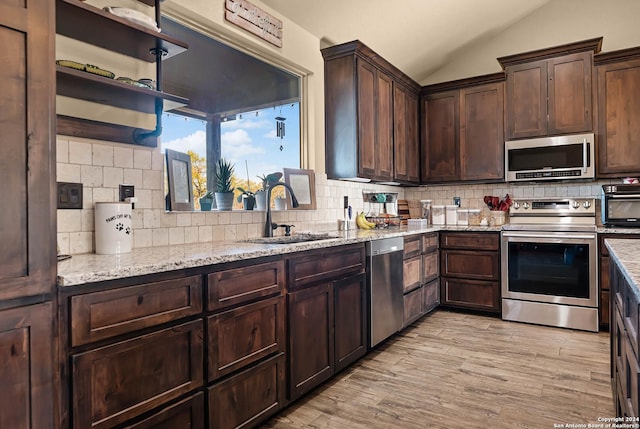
[119,184,135,201]
[57,182,83,209]
[453,197,461,207]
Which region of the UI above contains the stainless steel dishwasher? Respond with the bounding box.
[367,236,404,348]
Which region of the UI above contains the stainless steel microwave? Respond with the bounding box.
[505,133,595,182]
[602,184,640,227]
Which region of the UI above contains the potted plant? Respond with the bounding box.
[255,172,283,211]
[236,187,256,210]
[199,190,214,211]
[214,158,235,211]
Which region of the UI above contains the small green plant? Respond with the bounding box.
[236,187,254,202]
[215,158,235,193]
[257,172,283,190]
[201,190,213,200]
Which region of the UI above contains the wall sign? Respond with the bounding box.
[225,0,283,48]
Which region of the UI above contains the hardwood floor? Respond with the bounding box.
[264,310,613,429]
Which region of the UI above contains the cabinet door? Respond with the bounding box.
[357,59,377,179]
[403,255,422,293]
[421,91,459,182]
[72,320,204,429]
[334,273,367,372]
[596,58,640,177]
[0,302,53,429]
[376,70,394,180]
[0,0,55,301]
[505,60,548,139]
[287,283,334,400]
[459,82,505,181]
[208,353,285,429]
[441,278,500,313]
[423,279,439,313]
[208,296,285,381]
[394,84,420,183]
[403,286,423,327]
[422,251,439,284]
[547,52,592,135]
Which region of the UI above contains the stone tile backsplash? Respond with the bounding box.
[57,136,619,255]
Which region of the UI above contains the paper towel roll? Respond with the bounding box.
[95,202,132,254]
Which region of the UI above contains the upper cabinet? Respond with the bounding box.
[55,0,189,146]
[498,38,602,140]
[322,40,420,184]
[421,74,505,183]
[595,47,640,178]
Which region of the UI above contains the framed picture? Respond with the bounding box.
[283,168,316,210]
[166,149,194,211]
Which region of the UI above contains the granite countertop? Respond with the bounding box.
[605,238,640,294]
[57,225,500,287]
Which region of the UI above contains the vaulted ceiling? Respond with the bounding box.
[261,0,551,83]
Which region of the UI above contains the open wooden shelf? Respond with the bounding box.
[56,65,188,113]
[56,0,188,62]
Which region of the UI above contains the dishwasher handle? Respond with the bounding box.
[367,237,404,256]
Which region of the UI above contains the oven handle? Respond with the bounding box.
[582,137,588,173]
[502,231,596,241]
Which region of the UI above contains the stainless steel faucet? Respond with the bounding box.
[264,182,300,237]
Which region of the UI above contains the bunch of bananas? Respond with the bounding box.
[355,212,376,229]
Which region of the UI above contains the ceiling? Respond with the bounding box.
[261,0,551,83]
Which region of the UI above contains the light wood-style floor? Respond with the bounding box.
[263,310,613,429]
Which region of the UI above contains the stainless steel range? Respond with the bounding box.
[501,198,598,332]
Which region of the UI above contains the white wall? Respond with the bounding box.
[423,0,640,84]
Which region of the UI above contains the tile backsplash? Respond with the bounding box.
[57,136,619,255]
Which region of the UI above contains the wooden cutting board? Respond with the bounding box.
[397,199,410,225]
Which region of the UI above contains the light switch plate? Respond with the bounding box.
[57,182,83,209]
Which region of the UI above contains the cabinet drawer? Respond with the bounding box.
[123,393,204,429]
[440,232,499,251]
[403,235,422,259]
[423,251,438,283]
[403,256,421,293]
[441,278,500,313]
[208,353,285,429]
[615,307,627,387]
[70,275,203,346]
[208,259,284,311]
[624,282,640,358]
[403,287,423,327]
[422,233,438,253]
[625,339,640,417]
[72,320,204,429]
[423,279,439,313]
[208,295,285,381]
[287,244,365,290]
[441,250,500,281]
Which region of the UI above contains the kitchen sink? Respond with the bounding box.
[242,233,339,245]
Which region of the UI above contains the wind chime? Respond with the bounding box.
[275,115,286,151]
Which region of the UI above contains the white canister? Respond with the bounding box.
[95,202,132,254]
[431,205,446,224]
[446,205,458,225]
[457,209,469,226]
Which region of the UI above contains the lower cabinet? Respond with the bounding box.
[402,233,439,327]
[0,302,53,429]
[334,273,367,372]
[208,353,285,429]
[440,231,501,314]
[599,234,636,331]
[71,320,204,429]
[124,393,205,429]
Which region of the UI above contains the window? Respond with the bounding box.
[159,17,302,210]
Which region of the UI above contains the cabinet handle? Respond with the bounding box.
[137,296,144,305]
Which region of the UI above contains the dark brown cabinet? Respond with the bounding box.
[599,234,637,330]
[610,255,640,417]
[0,1,55,427]
[286,244,366,400]
[499,38,601,140]
[440,232,501,314]
[124,393,205,429]
[421,75,505,183]
[402,233,439,327]
[595,48,640,177]
[322,40,420,183]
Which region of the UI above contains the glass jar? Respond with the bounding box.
[445,205,458,225]
[432,205,446,224]
[490,210,507,226]
[420,199,432,224]
[468,209,482,226]
[456,209,469,226]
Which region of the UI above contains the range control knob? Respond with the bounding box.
[522,202,530,209]
[571,201,580,209]
[513,201,520,209]
[583,200,592,209]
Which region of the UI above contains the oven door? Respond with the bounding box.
[501,230,597,307]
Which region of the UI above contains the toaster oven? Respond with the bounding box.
[602,184,640,227]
